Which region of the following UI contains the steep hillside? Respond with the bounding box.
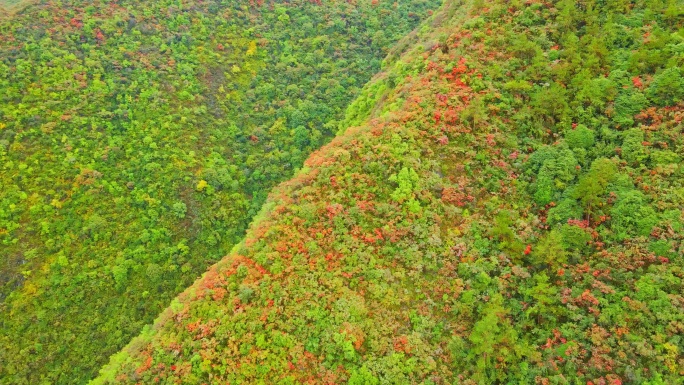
[0,0,32,15]
[0,0,438,383]
[93,0,684,384]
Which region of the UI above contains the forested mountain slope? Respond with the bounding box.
[0,0,438,383]
[93,0,684,384]
[0,0,32,16]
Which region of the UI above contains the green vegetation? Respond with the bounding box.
[91,0,684,383]
[3,0,684,384]
[0,0,437,383]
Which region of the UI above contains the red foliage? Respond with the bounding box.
[136,354,153,374]
[69,18,83,28]
[567,219,590,228]
[575,290,600,307]
[94,29,105,42]
[443,107,459,125]
[441,187,473,207]
[452,57,467,75]
[326,203,343,219]
[393,335,410,353]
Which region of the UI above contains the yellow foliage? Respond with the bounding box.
[246,41,258,56]
[23,282,37,296]
[196,180,208,191]
[663,342,678,372]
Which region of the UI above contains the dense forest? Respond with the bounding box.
[92,0,683,383]
[3,0,684,383]
[0,0,438,383]
[0,0,30,15]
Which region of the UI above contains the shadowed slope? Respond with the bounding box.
[0,0,439,383]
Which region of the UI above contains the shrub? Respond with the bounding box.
[610,190,658,240]
[348,366,379,385]
[547,197,583,225]
[648,240,673,257]
[529,145,578,205]
[647,67,684,106]
[573,157,618,216]
[560,224,592,253]
[612,90,648,127]
[564,124,595,149]
[530,229,568,267]
[650,150,680,165]
[621,128,648,165]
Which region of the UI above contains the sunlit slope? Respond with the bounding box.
[0,0,31,14]
[93,0,684,383]
[0,0,439,383]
